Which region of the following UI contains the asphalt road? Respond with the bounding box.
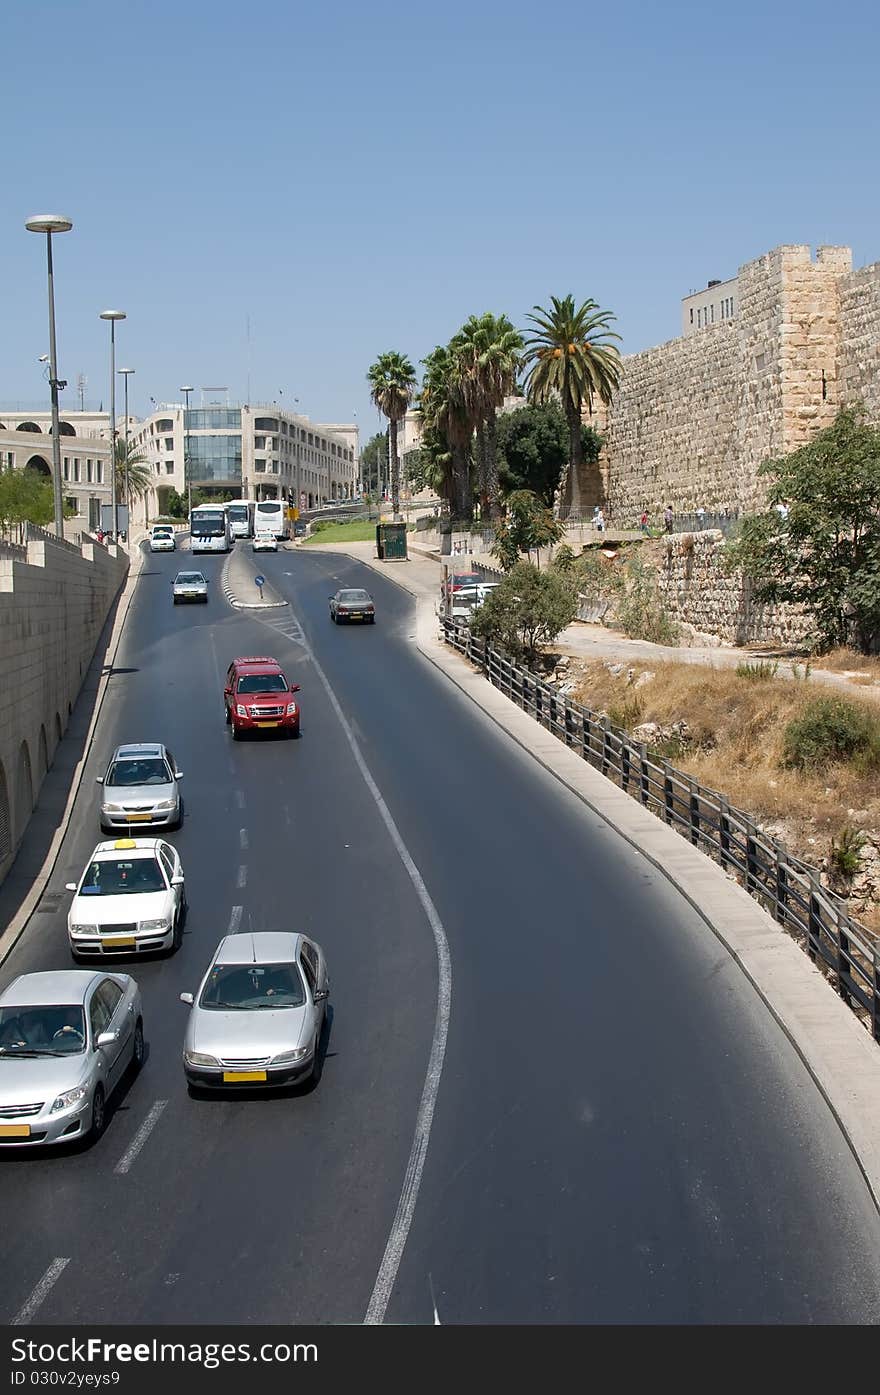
[1,541,879,1325]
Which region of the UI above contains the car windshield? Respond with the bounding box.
[237,674,286,694]
[176,574,204,585]
[107,758,170,787]
[338,590,370,603]
[258,503,282,514]
[0,1005,86,1056]
[226,506,248,520]
[199,962,306,1010]
[79,858,165,896]
[153,529,173,537]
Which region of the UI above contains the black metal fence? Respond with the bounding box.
[440,619,880,1044]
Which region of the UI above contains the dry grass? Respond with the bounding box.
[811,648,880,680]
[571,659,880,897]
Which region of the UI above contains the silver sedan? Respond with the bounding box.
[171,570,208,604]
[181,931,329,1093]
[0,970,144,1147]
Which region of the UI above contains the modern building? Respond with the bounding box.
[0,409,112,534]
[681,276,739,336]
[128,400,359,519]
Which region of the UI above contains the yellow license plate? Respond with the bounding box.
[104,936,136,948]
[126,813,152,822]
[257,720,280,728]
[223,1070,267,1083]
[0,1124,31,1138]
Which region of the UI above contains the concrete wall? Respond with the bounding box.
[0,532,128,882]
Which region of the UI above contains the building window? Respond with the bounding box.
[156,462,162,475]
[96,462,103,483]
[156,419,174,432]
[690,308,694,324]
[63,459,69,480]
[255,459,266,473]
[166,462,174,475]
[165,437,173,452]
[65,496,76,512]
[73,460,81,482]
[755,352,767,373]
[87,459,93,483]
[254,436,265,449]
[254,417,278,432]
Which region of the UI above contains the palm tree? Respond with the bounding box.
[453,313,523,521]
[522,295,621,516]
[420,345,472,520]
[367,351,417,519]
[114,438,151,504]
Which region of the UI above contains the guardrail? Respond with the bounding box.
[440,618,880,1044]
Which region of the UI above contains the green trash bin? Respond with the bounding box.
[376,521,408,561]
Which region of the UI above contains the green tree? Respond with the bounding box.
[360,431,387,495]
[419,345,472,518]
[522,294,621,515]
[496,401,603,505]
[368,351,418,519]
[114,438,151,504]
[452,313,523,520]
[0,469,55,528]
[470,560,577,664]
[491,489,565,570]
[725,406,880,654]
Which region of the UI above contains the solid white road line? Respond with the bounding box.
[12,1258,70,1325]
[239,828,249,850]
[236,789,245,809]
[261,607,452,1326]
[229,905,243,932]
[114,1100,168,1176]
[237,865,248,888]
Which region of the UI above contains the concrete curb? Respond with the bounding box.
[221,545,289,611]
[0,545,145,966]
[315,541,880,1214]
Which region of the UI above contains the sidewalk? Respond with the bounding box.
[306,534,880,1210]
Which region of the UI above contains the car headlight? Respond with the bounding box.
[286,702,298,716]
[154,799,177,811]
[69,924,95,936]
[271,1045,311,1066]
[184,1051,219,1068]
[51,1085,89,1113]
[102,802,124,813]
[236,704,247,717]
[139,917,170,932]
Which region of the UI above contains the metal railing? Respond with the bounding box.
[440,619,880,1044]
[0,522,83,553]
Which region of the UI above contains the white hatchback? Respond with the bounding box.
[252,531,279,553]
[66,837,187,960]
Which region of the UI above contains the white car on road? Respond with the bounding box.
[66,837,187,960]
[252,531,279,553]
[150,526,176,552]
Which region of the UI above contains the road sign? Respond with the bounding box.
[255,574,265,599]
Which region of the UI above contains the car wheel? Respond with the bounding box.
[369,615,376,624]
[225,705,231,725]
[89,1085,106,1141]
[173,597,179,605]
[231,722,241,741]
[310,1030,323,1084]
[330,611,336,622]
[187,1081,209,1100]
[100,822,110,836]
[131,1019,145,1074]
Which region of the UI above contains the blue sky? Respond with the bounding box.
[3,0,879,439]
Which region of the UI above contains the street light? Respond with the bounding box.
[25,214,73,539]
[100,310,126,539]
[180,385,194,515]
[118,369,135,526]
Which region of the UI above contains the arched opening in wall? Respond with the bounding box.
[15,741,33,833]
[38,725,48,778]
[57,422,77,437]
[16,421,42,433]
[26,455,51,477]
[0,764,10,864]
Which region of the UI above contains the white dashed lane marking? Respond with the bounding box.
[237,865,247,888]
[239,828,249,851]
[12,1259,70,1325]
[114,1100,168,1176]
[229,906,243,932]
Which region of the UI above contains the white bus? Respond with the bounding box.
[224,498,255,539]
[190,505,232,553]
[253,498,289,540]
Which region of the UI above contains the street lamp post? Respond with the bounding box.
[25,215,73,539]
[118,367,135,533]
[180,386,194,516]
[100,310,126,539]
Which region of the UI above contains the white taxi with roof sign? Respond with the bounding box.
[65,838,187,961]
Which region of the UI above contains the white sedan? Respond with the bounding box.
[66,837,187,960]
[252,531,279,553]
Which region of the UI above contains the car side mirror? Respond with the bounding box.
[313,988,329,1003]
[65,882,77,892]
[291,685,300,693]
[96,1030,119,1048]
[95,776,104,784]
[174,770,184,780]
[179,992,194,1006]
[171,873,185,886]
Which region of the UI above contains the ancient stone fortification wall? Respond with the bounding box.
[656,531,812,647]
[600,244,855,523]
[839,261,880,420]
[0,535,128,884]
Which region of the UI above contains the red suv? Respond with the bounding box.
[224,657,301,739]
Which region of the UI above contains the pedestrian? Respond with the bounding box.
[640,509,649,535]
[96,527,104,544]
[696,505,706,529]
[664,504,674,534]
[595,507,605,534]
[774,500,789,521]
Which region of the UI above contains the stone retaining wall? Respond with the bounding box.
[0,537,129,883]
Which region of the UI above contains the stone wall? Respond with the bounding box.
[656,531,812,647]
[0,533,128,883]
[593,244,860,524]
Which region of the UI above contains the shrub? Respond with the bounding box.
[607,696,644,731]
[617,555,679,645]
[736,660,779,681]
[829,825,867,881]
[782,696,880,771]
[470,560,578,664]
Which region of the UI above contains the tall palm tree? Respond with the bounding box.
[114,438,151,504]
[522,295,621,516]
[453,313,523,521]
[420,345,472,519]
[367,351,417,519]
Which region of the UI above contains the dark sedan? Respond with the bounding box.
[329,588,375,624]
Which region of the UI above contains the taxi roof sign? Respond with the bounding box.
[113,839,137,850]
